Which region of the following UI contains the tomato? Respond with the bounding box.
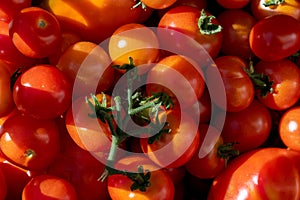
[158,6,223,59]
[251,0,300,21]
[206,55,255,112]
[255,59,300,110]
[146,54,205,109]
[216,0,250,9]
[185,124,227,179]
[0,0,32,23]
[109,23,160,75]
[162,166,186,185]
[107,155,175,200]
[207,148,300,199]
[9,7,61,58]
[41,0,149,43]
[0,113,61,170]
[22,174,77,200]
[216,100,272,153]
[279,106,300,152]
[65,94,112,153]
[249,14,300,62]
[140,0,177,9]
[0,60,14,118]
[217,9,256,60]
[56,41,115,98]
[0,166,6,200]
[13,64,72,119]
[140,109,200,168]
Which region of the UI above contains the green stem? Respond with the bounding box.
[198,9,222,35]
[263,0,284,6]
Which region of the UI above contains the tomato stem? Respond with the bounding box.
[263,0,285,6]
[198,9,222,35]
[217,142,239,167]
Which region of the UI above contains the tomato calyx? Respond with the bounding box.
[132,0,147,10]
[217,142,239,166]
[263,0,285,6]
[24,149,36,159]
[244,61,274,97]
[198,9,222,35]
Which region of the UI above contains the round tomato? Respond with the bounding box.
[249,14,300,62]
[22,174,77,200]
[255,58,300,110]
[251,0,300,21]
[0,0,32,23]
[216,0,250,9]
[217,9,256,60]
[13,64,72,119]
[206,55,255,112]
[140,0,177,9]
[279,106,300,152]
[0,113,60,170]
[0,60,14,118]
[9,7,61,58]
[0,166,6,200]
[207,148,300,199]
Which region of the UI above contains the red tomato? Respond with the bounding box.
[109,23,160,75]
[206,55,255,112]
[0,166,6,200]
[141,0,177,9]
[249,14,300,62]
[251,0,300,21]
[255,59,300,110]
[146,54,205,109]
[13,64,72,119]
[0,61,14,118]
[158,6,223,59]
[9,7,61,58]
[207,148,300,199]
[279,106,300,152]
[0,0,32,23]
[140,109,200,168]
[217,9,256,60]
[0,113,61,170]
[22,174,77,200]
[217,100,272,153]
[216,0,250,9]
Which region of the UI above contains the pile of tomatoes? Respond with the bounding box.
[1,0,300,199]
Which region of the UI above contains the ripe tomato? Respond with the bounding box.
[207,148,300,199]
[0,113,61,170]
[249,14,300,62]
[0,0,32,23]
[255,59,300,110]
[13,64,72,119]
[216,0,250,9]
[140,109,200,168]
[109,23,160,75]
[9,7,61,58]
[22,174,77,200]
[0,166,6,200]
[217,9,256,60]
[158,6,223,59]
[0,61,14,118]
[56,41,115,98]
[140,0,177,9]
[251,0,300,21]
[41,0,149,43]
[216,100,272,153]
[206,55,255,112]
[146,54,205,109]
[279,106,300,152]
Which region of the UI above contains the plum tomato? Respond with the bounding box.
[13,64,72,119]
[9,7,61,58]
[249,14,300,62]
[22,174,77,200]
[0,113,60,171]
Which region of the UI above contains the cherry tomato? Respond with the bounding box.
[251,0,300,21]
[279,106,300,152]
[206,55,255,112]
[249,14,300,62]
[9,7,61,58]
[0,60,14,118]
[255,59,300,110]
[216,0,250,9]
[207,148,300,199]
[0,166,6,200]
[56,41,115,98]
[22,174,77,200]
[0,113,61,171]
[217,9,256,60]
[13,64,72,119]
[0,0,32,23]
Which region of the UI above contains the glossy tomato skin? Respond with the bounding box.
[0,0,32,23]
[251,0,300,21]
[13,64,72,119]
[22,174,77,200]
[255,59,300,111]
[206,55,254,112]
[207,148,300,200]
[0,113,61,171]
[249,14,300,62]
[216,0,250,9]
[0,166,6,200]
[142,0,177,9]
[9,7,61,58]
[0,61,14,118]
